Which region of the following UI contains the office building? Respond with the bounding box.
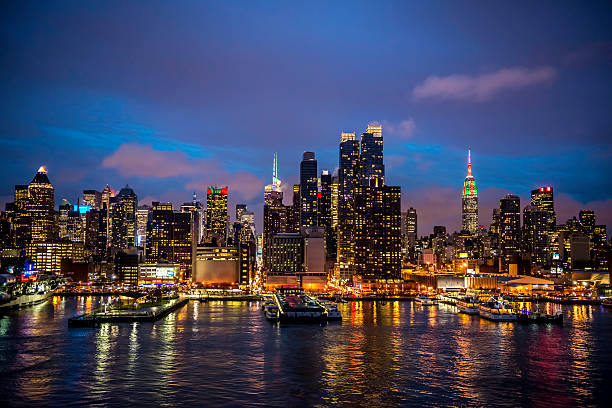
[499,194,521,273]
[206,186,229,244]
[109,185,138,252]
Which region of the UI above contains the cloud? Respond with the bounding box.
[384,118,416,139]
[101,143,264,201]
[101,143,206,177]
[412,66,557,102]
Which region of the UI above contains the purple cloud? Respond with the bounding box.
[384,118,416,139]
[412,66,557,102]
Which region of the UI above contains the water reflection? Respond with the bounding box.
[0,297,610,406]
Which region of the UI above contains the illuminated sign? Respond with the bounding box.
[552,253,560,260]
[155,267,175,279]
[458,252,468,259]
[73,205,93,214]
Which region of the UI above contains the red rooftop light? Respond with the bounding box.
[222,187,228,195]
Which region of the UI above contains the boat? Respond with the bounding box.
[274,287,326,322]
[517,310,563,324]
[264,303,280,322]
[456,296,479,315]
[319,300,342,321]
[478,298,518,321]
[0,276,60,311]
[415,295,434,306]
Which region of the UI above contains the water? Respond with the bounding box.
[1,297,611,407]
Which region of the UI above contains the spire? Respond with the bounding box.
[272,152,277,185]
[466,148,472,178]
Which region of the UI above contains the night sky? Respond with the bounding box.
[2,1,611,235]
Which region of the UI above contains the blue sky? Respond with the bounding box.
[1,1,611,234]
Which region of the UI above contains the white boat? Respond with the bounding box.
[415,295,434,306]
[456,297,479,315]
[478,298,517,321]
[264,304,280,321]
[319,300,342,321]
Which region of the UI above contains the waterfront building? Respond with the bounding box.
[299,151,318,229]
[354,180,402,282]
[115,249,139,286]
[499,194,521,273]
[266,233,305,287]
[29,240,84,275]
[138,262,179,284]
[192,245,249,287]
[146,202,194,279]
[461,149,478,234]
[337,131,359,282]
[206,186,229,244]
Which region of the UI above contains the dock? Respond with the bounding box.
[68,297,188,327]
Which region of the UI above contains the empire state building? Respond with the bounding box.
[461,149,478,234]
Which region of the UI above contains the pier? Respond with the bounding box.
[68,297,188,327]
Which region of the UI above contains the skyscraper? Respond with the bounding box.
[499,194,521,272]
[263,155,291,271]
[206,186,229,244]
[27,166,55,243]
[360,125,385,185]
[354,179,402,281]
[531,186,555,229]
[319,170,336,262]
[578,210,595,237]
[405,207,417,236]
[461,149,478,234]
[337,132,359,282]
[82,190,102,209]
[523,204,548,265]
[109,185,138,252]
[299,151,318,230]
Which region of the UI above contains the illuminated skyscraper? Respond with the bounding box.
[27,166,55,243]
[263,154,290,270]
[337,132,359,281]
[499,194,521,272]
[579,210,595,237]
[319,170,336,262]
[360,125,385,185]
[299,151,318,230]
[206,186,229,244]
[530,186,555,229]
[109,185,138,252]
[354,179,402,281]
[461,149,478,234]
[523,204,548,265]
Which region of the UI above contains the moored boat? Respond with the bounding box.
[415,295,434,306]
[456,297,479,315]
[478,298,517,321]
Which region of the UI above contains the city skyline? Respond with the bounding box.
[2,2,612,236]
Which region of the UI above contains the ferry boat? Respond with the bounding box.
[274,287,326,322]
[456,296,479,315]
[415,295,434,306]
[264,303,280,322]
[0,259,61,311]
[478,298,517,321]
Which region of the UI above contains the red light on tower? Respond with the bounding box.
[207,188,212,194]
[547,187,551,191]
[221,187,228,195]
[540,187,544,192]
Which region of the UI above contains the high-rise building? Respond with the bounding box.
[360,125,385,185]
[461,149,478,234]
[405,207,417,236]
[354,180,401,281]
[523,204,548,265]
[236,204,247,223]
[299,151,318,229]
[331,175,339,229]
[579,210,595,237]
[319,170,336,262]
[531,186,555,229]
[206,186,229,244]
[499,194,521,272]
[27,166,55,243]
[109,185,138,252]
[82,190,102,209]
[137,205,151,247]
[337,132,359,282]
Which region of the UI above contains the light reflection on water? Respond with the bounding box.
[0,297,610,407]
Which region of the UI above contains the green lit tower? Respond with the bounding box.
[461,149,478,234]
